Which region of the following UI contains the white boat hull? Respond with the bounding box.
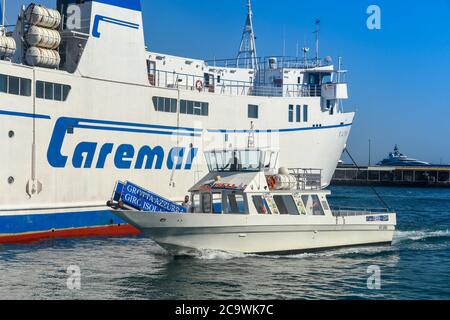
[113,211,396,254]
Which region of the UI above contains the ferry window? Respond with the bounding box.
[8,76,20,95]
[152,96,177,113]
[303,105,308,122]
[296,105,301,122]
[308,73,320,85]
[187,100,194,114]
[252,196,268,214]
[201,102,209,116]
[36,81,71,101]
[44,82,54,100]
[227,193,246,214]
[0,74,32,97]
[0,74,6,93]
[289,105,294,122]
[62,85,71,101]
[36,81,44,98]
[20,78,31,97]
[193,101,202,115]
[180,100,187,114]
[273,195,300,215]
[248,104,258,119]
[54,84,62,101]
[212,193,222,214]
[311,195,325,216]
[180,99,209,116]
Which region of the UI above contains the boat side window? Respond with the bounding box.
[273,195,300,215]
[311,195,325,216]
[0,74,32,97]
[212,192,222,214]
[226,193,246,214]
[36,81,71,101]
[252,195,268,214]
[192,193,200,213]
[301,195,312,215]
[202,193,212,213]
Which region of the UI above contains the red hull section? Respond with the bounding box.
[0,224,141,245]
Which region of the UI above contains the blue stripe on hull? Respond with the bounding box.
[0,210,126,235]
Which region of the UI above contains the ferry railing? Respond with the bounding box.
[205,56,332,70]
[149,69,322,98]
[288,168,323,190]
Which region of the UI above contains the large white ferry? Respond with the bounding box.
[0,0,354,243]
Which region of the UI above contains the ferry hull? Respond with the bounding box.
[0,209,139,244]
[112,211,396,255]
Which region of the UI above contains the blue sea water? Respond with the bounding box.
[0,186,449,300]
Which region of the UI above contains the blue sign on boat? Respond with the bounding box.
[366,215,389,222]
[114,181,186,213]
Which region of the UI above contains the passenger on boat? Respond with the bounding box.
[182,195,193,212]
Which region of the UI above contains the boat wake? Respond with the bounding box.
[393,230,450,244]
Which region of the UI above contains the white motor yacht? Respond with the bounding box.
[109,149,396,255]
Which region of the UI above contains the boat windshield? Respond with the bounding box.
[204,149,278,172]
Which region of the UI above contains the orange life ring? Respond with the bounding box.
[195,80,204,91]
[266,176,276,190]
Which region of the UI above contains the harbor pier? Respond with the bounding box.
[332,165,450,188]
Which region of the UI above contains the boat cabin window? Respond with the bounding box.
[202,193,212,213]
[192,193,200,213]
[212,193,222,214]
[205,149,277,172]
[273,195,300,215]
[226,193,246,214]
[301,195,325,215]
[252,196,269,214]
[311,195,325,215]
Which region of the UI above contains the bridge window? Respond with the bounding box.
[36,81,71,101]
[248,104,258,119]
[288,105,294,122]
[0,74,32,97]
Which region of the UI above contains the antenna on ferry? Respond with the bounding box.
[314,19,320,66]
[236,0,258,71]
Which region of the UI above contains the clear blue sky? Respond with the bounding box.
[5,0,450,164]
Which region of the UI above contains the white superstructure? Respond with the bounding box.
[0,0,354,242]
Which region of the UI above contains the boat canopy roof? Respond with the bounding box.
[204,148,279,173]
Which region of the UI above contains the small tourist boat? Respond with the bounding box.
[108,149,396,255]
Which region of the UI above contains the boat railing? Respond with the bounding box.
[149,69,322,98]
[331,207,391,217]
[288,168,323,190]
